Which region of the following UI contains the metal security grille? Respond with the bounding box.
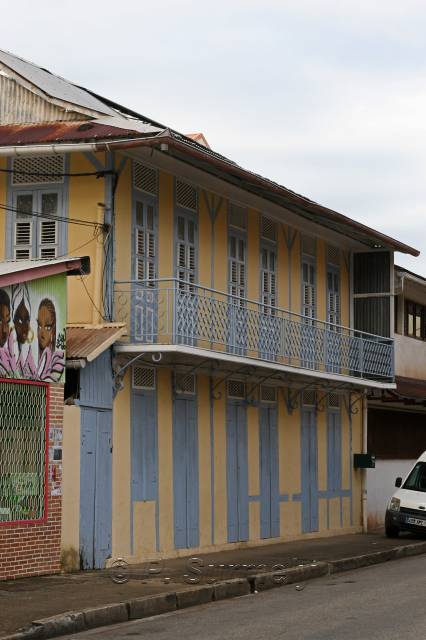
[228,380,246,399]
[327,245,340,266]
[133,162,158,196]
[301,235,316,257]
[132,366,156,390]
[260,385,277,402]
[328,393,340,408]
[302,390,316,406]
[229,204,247,230]
[176,180,198,212]
[261,216,277,242]
[0,381,47,523]
[12,156,64,185]
[175,373,196,394]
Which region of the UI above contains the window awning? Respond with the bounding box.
[66,323,126,363]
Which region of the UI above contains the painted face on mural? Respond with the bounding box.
[37,299,56,353]
[13,299,31,345]
[0,289,11,348]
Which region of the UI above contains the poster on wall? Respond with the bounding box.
[0,274,66,383]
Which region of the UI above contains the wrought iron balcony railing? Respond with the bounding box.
[114,278,394,382]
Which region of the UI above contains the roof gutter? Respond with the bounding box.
[0,142,105,156]
[0,135,420,257]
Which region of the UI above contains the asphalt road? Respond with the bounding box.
[63,555,426,639]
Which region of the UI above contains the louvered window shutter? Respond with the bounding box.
[261,245,277,314]
[327,268,340,326]
[39,192,59,259]
[229,233,246,303]
[302,258,316,320]
[135,200,157,285]
[175,213,197,290]
[14,193,33,260]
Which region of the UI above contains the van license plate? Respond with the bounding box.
[406,517,426,527]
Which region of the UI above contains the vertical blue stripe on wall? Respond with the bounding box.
[226,402,248,543]
[173,396,199,549]
[301,407,318,533]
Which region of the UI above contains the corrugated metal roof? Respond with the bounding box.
[66,324,126,361]
[0,256,89,277]
[0,256,89,287]
[0,49,117,116]
[0,121,159,145]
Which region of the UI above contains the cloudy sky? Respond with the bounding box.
[2,0,425,272]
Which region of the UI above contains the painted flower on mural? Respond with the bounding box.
[0,279,65,382]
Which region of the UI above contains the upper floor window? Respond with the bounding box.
[9,156,66,260]
[405,300,425,340]
[301,236,317,321]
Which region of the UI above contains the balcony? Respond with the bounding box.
[114,279,394,384]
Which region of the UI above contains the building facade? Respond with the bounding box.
[0,258,86,579]
[367,266,426,529]
[0,50,420,571]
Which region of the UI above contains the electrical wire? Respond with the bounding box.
[78,271,106,321]
[55,227,104,260]
[0,168,116,179]
[0,202,104,230]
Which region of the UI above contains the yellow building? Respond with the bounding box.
[0,50,419,569]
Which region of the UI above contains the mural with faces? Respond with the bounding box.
[0,274,66,382]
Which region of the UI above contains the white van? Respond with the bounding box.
[385,451,426,537]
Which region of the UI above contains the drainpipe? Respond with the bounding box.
[362,389,368,533]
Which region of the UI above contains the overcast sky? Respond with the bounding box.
[2,0,425,273]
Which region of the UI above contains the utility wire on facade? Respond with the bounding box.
[0,202,104,230]
[0,168,116,179]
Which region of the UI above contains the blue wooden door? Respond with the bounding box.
[131,392,157,552]
[301,407,318,533]
[226,402,249,542]
[173,397,199,549]
[260,406,280,539]
[80,408,113,569]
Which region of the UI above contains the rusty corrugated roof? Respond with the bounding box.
[66,324,126,362]
[0,121,152,146]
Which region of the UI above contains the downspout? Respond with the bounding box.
[362,389,368,533]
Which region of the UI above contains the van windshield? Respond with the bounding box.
[403,462,426,492]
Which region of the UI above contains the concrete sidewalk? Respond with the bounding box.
[1,531,426,638]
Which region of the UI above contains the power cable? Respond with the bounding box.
[0,168,116,179]
[0,202,104,230]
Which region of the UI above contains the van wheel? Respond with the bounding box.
[385,525,399,538]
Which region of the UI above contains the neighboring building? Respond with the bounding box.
[0,257,88,579]
[367,265,426,529]
[0,50,420,571]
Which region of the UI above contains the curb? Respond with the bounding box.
[4,540,426,640]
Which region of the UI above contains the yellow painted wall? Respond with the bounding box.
[213,382,227,545]
[67,152,106,324]
[213,201,228,293]
[61,405,81,570]
[114,156,132,283]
